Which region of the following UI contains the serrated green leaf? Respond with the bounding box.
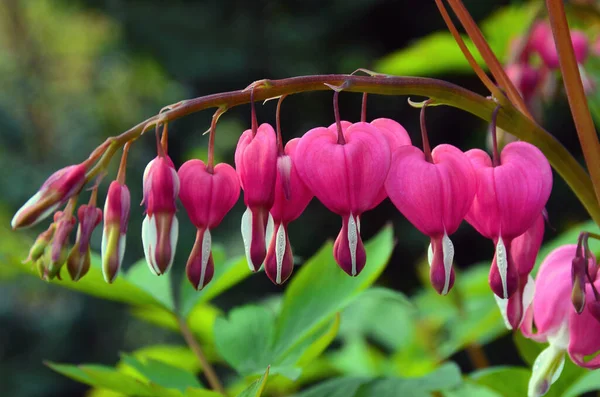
[131,344,200,373]
[236,367,270,397]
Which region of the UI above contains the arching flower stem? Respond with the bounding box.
[206,106,227,174]
[420,100,433,163]
[333,91,345,145]
[80,74,600,226]
[276,95,287,155]
[361,92,368,122]
[490,104,502,167]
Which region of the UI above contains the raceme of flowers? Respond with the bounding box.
[10,95,600,397]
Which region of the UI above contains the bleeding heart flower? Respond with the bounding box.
[265,138,313,285]
[12,164,87,229]
[235,123,278,272]
[386,144,476,295]
[101,181,131,283]
[178,159,240,290]
[67,202,102,281]
[494,214,544,330]
[521,245,600,397]
[465,142,552,299]
[295,122,391,276]
[142,155,179,276]
[47,210,77,279]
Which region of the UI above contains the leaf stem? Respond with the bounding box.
[546,0,600,208]
[178,316,226,395]
[82,74,600,225]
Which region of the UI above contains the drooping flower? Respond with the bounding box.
[178,160,240,290]
[521,245,600,397]
[295,121,390,276]
[494,214,544,329]
[385,144,476,295]
[142,155,179,276]
[24,224,56,265]
[101,180,131,283]
[235,123,278,271]
[265,138,313,284]
[67,201,103,281]
[465,142,552,299]
[12,164,87,229]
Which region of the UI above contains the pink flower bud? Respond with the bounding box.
[295,122,391,276]
[142,156,179,276]
[11,164,87,229]
[235,123,278,271]
[47,211,76,279]
[178,160,240,290]
[265,139,313,285]
[67,204,102,281]
[101,181,130,283]
[24,224,56,264]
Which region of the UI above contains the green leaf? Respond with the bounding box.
[46,362,156,396]
[131,344,200,373]
[471,366,530,396]
[355,363,463,396]
[273,225,394,357]
[375,4,536,76]
[293,377,370,397]
[213,305,276,375]
[442,381,502,397]
[185,389,224,397]
[562,369,600,397]
[236,367,270,397]
[180,249,251,317]
[513,331,543,367]
[126,257,175,311]
[121,354,203,392]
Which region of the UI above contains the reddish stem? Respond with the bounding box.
[361,93,368,122]
[207,107,226,174]
[251,86,258,137]
[333,91,345,145]
[420,101,433,163]
[276,95,286,155]
[490,105,501,166]
[116,142,131,185]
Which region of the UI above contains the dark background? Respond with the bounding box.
[0,0,589,396]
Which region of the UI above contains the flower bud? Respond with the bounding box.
[67,204,102,281]
[24,224,56,264]
[142,156,179,276]
[11,164,87,229]
[47,211,76,279]
[101,181,130,283]
[571,256,587,314]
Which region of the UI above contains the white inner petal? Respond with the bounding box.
[427,243,433,267]
[496,236,509,299]
[117,234,126,278]
[441,232,454,295]
[265,212,274,250]
[165,215,179,274]
[522,275,535,321]
[275,223,286,284]
[528,343,566,397]
[142,215,159,275]
[347,214,359,276]
[199,228,212,289]
[493,294,511,330]
[241,207,253,270]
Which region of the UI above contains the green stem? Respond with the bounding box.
[546,0,600,208]
[86,74,600,225]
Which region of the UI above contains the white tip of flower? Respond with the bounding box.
[166,215,179,273]
[493,294,511,330]
[441,232,454,295]
[198,228,212,289]
[265,212,274,250]
[427,243,433,267]
[241,207,253,271]
[275,223,287,284]
[11,192,59,229]
[528,343,566,397]
[347,214,359,276]
[142,215,160,275]
[494,274,537,330]
[496,236,509,299]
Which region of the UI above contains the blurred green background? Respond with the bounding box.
[0,0,596,396]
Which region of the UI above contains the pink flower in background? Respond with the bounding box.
[521,245,600,397]
[386,144,476,295]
